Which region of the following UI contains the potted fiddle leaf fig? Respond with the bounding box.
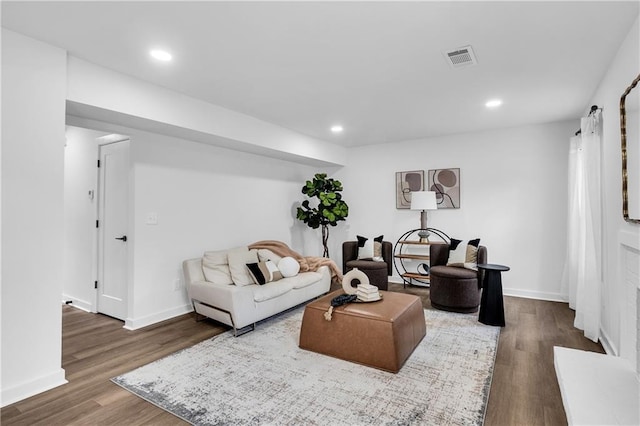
[296,173,349,257]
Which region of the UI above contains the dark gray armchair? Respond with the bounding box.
[429,243,487,313]
[342,241,393,290]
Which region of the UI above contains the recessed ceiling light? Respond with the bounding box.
[485,99,503,108]
[330,125,343,133]
[150,49,172,62]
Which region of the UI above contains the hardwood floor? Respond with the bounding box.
[1,283,604,425]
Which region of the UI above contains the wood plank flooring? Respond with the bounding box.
[1,283,604,425]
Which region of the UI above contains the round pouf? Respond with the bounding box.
[429,265,481,313]
[344,260,388,290]
[278,257,300,277]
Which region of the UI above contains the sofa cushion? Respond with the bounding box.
[447,238,480,271]
[253,281,294,302]
[285,271,323,289]
[430,265,478,279]
[346,259,388,271]
[247,260,283,285]
[202,250,233,285]
[228,247,259,286]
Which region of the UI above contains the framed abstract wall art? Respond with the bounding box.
[428,168,460,209]
[396,170,424,209]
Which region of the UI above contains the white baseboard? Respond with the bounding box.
[61,294,94,313]
[392,279,616,354]
[390,279,568,303]
[503,287,567,302]
[1,368,67,407]
[124,304,193,330]
[599,327,618,356]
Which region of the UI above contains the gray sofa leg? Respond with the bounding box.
[233,323,255,337]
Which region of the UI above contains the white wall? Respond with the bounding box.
[1,29,68,406]
[65,116,339,329]
[336,120,575,301]
[586,15,640,360]
[63,126,107,311]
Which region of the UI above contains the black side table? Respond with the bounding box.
[477,263,509,327]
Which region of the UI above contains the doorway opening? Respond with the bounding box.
[63,126,130,321]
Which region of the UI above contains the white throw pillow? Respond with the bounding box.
[228,247,259,286]
[278,256,300,278]
[257,248,283,264]
[358,240,374,259]
[357,235,384,261]
[202,250,233,285]
[446,238,480,271]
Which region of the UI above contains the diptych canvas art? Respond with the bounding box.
[395,170,424,209]
[428,168,460,209]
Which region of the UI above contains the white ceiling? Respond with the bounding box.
[2,1,638,146]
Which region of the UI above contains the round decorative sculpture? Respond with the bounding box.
[417,263,430,276]
[342,268,369,295]
[278,257,300,277]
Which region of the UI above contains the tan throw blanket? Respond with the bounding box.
[248,240,343,283]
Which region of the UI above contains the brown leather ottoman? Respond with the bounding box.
[299,290,426,373]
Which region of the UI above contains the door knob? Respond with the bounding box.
[115,235,127,242]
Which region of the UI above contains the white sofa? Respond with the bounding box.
[183,246,331,336]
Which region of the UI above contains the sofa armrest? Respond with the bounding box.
[188,280,257,328]
[382,241,393,275]
[477,246,487,265]
[183,258,205,284]
[317,264,331,282]
[342,241,359,273]
[188,280,238,307]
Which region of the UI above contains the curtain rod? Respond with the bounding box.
[575,105,600,136]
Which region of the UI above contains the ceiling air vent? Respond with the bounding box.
[443,45,477,68]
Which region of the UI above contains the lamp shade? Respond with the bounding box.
[410,191,438,211]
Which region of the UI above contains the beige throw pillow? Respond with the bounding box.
[202,250,233,285]
[228,247,258,286]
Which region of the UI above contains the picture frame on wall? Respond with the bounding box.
[428,168,460,209]
[396,170,424,209]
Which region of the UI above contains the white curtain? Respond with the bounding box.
[561,111,602,342]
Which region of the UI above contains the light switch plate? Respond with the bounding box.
[146,212,158,225]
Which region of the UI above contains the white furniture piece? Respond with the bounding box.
[183,249,331,336]
[554,346,639,425]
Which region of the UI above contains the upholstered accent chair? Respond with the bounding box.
[342,240,393,290]
[429,243,487,313]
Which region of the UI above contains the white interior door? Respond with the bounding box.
[97,140,130,320]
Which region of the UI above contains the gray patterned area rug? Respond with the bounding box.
[112,307,500,425]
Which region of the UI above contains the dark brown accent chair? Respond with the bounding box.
[429,243,487,313]
[342,241,393,291]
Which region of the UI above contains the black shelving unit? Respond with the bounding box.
[393,228,450,287]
